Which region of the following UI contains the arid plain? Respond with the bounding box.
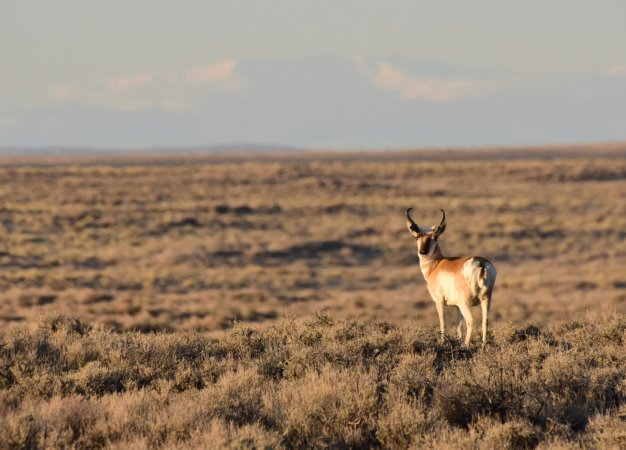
[1,146,625,333]
[1,146,626,448]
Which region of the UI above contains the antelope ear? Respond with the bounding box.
[433,223,446,237]
[407,222,420,238]
[432,209,447,237]
[406,208,421,238]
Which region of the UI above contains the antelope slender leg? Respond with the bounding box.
[457,303,474,347]
[480,293,492,346]
[456,308,464,339]
[435,301,445,342]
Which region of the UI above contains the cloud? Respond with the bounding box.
[106,73,155,92]
[355,57,485,103]
[48,58,241,111]
[48,84,73,100]
[186,59,237,83]
[605,63,626,77]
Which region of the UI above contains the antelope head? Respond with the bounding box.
[406,208,447,258]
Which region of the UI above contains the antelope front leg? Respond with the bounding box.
[435,300,445,343]
[456,307,464,339]
[457,303,474,347]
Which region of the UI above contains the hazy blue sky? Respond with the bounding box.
[2,1,626,149]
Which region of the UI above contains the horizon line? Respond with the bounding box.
[1,139,626,157]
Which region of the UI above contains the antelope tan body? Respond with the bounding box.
[407,209,497,346]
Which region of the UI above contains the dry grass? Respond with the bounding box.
[0,149,625,333]
[0,313,625,448]
[1,147,625,447]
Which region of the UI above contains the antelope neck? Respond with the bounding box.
[418,249,443,278]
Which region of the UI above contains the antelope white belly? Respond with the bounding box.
[429,268,474,307]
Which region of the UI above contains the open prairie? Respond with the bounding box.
[1,146,626,448]
[0,146,625,332]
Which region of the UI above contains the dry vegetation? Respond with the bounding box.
[1,313,625,448]
[0,146,625,448]
[0,148,625,332]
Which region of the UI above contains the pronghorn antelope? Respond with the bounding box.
[406,208,496,346]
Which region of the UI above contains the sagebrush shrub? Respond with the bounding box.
[0,313,624,448]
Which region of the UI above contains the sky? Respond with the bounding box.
[1,0,626,150]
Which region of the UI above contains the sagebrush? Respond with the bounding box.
[1,313,625,449]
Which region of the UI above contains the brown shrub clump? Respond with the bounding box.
[0,312,625,449]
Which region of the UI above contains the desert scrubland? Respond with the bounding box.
[1,146,625,448]
[0,146,625,332]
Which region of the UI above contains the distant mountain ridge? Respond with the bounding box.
[0,143,303,157]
